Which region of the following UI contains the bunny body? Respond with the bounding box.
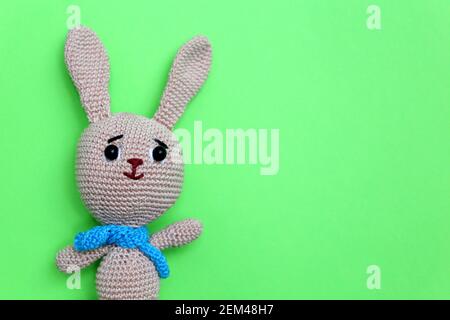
[56,26,211,300]
[97,247,159,300]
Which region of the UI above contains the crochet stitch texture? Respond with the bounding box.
[74,225,169,278]
[56,26,211,300]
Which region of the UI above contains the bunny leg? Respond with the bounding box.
[56,245,110,273]
[150,218,202,250]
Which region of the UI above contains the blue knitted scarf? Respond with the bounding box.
[74,225,169,278]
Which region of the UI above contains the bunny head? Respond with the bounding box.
[65,27,211,226]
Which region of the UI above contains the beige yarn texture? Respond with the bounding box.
[154,35,212,129]
[65,27,111,122]
[56,26,211,300]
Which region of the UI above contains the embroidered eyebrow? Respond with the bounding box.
[154,139,168,149]
[107,135,123,144]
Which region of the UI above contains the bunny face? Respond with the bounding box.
[77,113,183,226]
[65,26,211,226]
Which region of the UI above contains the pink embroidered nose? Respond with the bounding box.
[124,158,144,180]
[127,158,143,168]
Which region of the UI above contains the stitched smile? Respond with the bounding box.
[123,171,144,180]
[124,158,144,180]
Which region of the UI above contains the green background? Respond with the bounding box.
[0,0,449,299]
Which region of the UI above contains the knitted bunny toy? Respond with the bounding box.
[56,26,211,300]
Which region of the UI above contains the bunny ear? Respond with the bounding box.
[65,26,111,123]
[154,36,212,129]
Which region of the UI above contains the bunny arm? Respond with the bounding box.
[150,219,202,250]
[56,245,111,273]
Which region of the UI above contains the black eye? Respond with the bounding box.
[152,146,167,162]
[104,145,119,161]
